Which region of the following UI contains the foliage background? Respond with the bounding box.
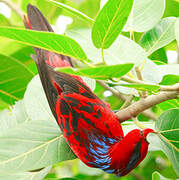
[0,0,179,180]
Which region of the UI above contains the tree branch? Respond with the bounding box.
[0,0,24,18]
[116,90,179,123]
[97,80,126,101]
[98,80,158,120]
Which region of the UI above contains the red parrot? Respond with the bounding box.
[24,4,154,177]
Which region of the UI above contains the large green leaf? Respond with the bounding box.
[0,27,90,63]
[92,0,134,49]
[0,101,29,136]
[0,54,34,105]
[140,17,176,56]
[67,29,148,65]
[56,64,134,80]
[0,77,76,173]
[155,109,179,176]
[124,0,165,32]
[0,120,73,173]
[0,166,51,180]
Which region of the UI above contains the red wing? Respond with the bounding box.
[55,91,124,164]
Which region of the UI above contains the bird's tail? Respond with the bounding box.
[24,4,73,68]
[24,4,73,120]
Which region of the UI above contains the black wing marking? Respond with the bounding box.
[51,69,99,100]
[35,50,59,120]
[124,140,142,172]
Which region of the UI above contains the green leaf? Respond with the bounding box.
[67,29,148,65]
[0,166,51,180]
[152,171,172,180]
[164,0,179,18]
[117,83,160,92]
[140,17,176,56]
[56,64,134,80]
[175,18,179,47]
[160,75,179,85]
[0,77,76,173]
[0,101,29,136]
[0,120,74,173]
[155,109,179,176]
[149,48,168,64]
[0,27,90,63]
[157,99,179,112]
[92,0,134,49]
[48,0,94,24]
[0,54,34,105]
[124,0,165,32]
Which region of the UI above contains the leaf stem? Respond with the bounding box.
[101,48,106,64]
[130,30,135,41]
[133,117,147,130]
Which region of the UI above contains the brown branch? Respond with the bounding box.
[135,66,148,97]
[0,0,24,18]
[97,80,126,101]
[116,90,179,123]
[160,83,179,91]
[98,80,158,120]
[142,109,158,121]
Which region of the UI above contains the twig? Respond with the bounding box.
[177,44,179,64]
[135,66,148,97]
[116,90,179,123]
[98,80,158,120]
[97,80,126,101]
[0,0,24,18]
[142,109,158,121]
[160,83,179,91]
[120,94,134,109]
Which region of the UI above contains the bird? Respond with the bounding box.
[24,4,154,177]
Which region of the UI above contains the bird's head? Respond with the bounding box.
[108,128,154,176]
